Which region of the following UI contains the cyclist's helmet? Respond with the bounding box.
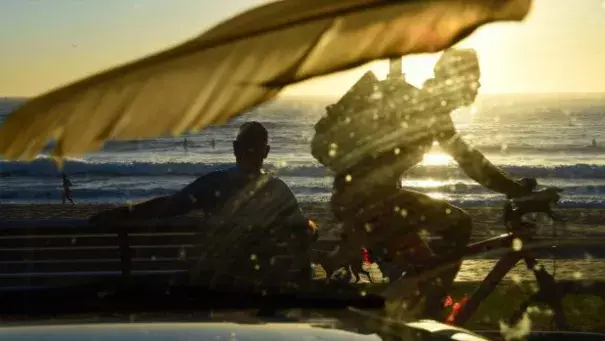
[427,48,480,107]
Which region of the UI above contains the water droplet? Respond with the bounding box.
[445,208,451,215]
[512,238,523,251]
[400,209,408,217]
[328,149,336,157]
[394,148,400,155]
[498,312,531,341]
[360,290,367,297]
[254,264,260,270]
[364,223,373,233]
[345,174,352,182]
[371,92,383,100]
[418,229,429,242]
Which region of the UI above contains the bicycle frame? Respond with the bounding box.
[451,231,568,329]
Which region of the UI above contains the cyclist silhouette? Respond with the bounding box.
[311,49,533,317]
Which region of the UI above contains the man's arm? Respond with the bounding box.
[272,180,317,249]
[434,115,528,197]
[130,175,213,219]
[122,195,190,220]
[92,176,209,223]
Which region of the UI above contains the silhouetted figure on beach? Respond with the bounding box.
[210,138,216,150]
[91,121,316,286]
[592,138,597,148]
[61,173,74,205]
[183,137,189,154]
[312,49,534,318]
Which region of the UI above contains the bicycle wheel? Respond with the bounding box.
[508,280,605,330]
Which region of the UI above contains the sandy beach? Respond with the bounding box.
[2,203,605,238]
[2,203,605,283]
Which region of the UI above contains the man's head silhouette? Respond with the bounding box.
[233,121,269,174]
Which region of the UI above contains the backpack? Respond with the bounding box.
[311,71,421,174]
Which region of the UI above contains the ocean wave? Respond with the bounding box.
[0,187,175,200]
[0,157,231,177]
[474,144,605,154]
[449,198,605,208]
[4,156,605,180]
[405,164,605,180]
[401,182,605,196]
[38,137,605,155]
[3,188,605,208]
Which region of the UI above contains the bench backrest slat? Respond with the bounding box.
[0,217,334,291]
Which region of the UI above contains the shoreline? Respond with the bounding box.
[2,203,605,238]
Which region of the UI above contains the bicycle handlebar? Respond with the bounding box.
[504,186,564,229]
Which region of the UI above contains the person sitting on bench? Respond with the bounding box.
[91,121,317,286]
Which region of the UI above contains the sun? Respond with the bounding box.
[421,152,453,166]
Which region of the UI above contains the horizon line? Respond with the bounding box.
[2,91,605,101]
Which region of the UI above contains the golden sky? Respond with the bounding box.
[0,0,604,97]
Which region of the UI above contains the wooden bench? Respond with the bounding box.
[0,218,339,291]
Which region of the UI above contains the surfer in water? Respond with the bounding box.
[61,173,75,205]
[183,137,189,154]
[211,138,216,150]
[592,138,597,148]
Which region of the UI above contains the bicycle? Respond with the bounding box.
[314,183,605,329]
[377,186,605,330]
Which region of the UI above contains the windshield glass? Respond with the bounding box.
[1,0,605,339]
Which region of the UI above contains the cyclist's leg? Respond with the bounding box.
[372,189,472,318]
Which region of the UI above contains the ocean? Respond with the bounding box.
[2,94,605,207]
